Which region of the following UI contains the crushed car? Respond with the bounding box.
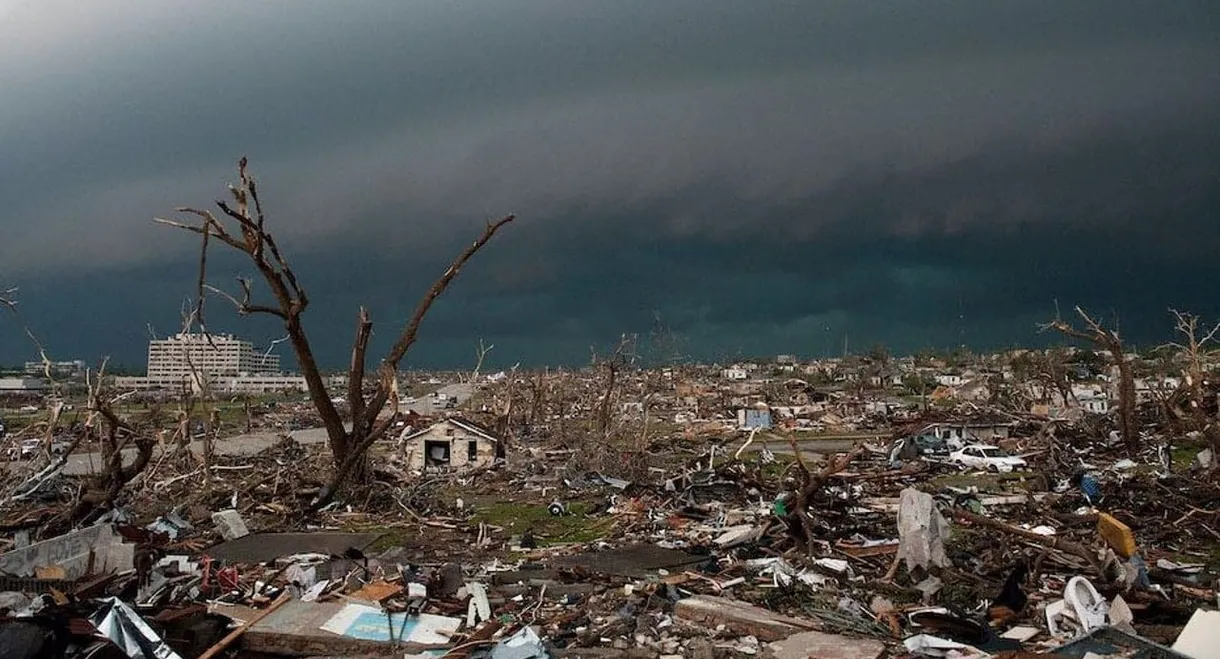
[5,438,41,461]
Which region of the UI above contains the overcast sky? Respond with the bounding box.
[2,1,1218,369]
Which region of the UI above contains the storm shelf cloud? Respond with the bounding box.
[1,0,1218,368]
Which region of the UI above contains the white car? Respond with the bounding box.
[949,444,1027,472]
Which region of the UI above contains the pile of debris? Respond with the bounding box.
[0,415,1216,659]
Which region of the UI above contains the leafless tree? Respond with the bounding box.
[241,394,254,434]
[62,360,157,527]
[1040,305,1137,449]
[3,288,179,528]
[591,334,637,437]
[464,338,495,385]
[1036,348,1075,410]
[1167,309,1220,427]
[157,158,513,508]
[179,305,220,476]
[784,441,864,554]
[521,368,550,435]
[0,286,73,461]
[636,315,685,448]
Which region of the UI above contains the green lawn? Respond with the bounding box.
[470,501,615,546]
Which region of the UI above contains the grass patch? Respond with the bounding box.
[364,527,416,553]
[732,451,796,482]
[757,456,796,480]
[1170,443,1208,471]
[928,470,1045,492]
[337,523,415,553]
[470,501,614,545]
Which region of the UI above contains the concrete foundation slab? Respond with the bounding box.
[551,544,707,578]
[205,532,383,564]
[769,630,886,659]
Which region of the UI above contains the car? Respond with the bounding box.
[910,434,950,455]
[889,434,954,465]
[6,438,41,461]
[949,444,1028,472]
[0,419,6,439]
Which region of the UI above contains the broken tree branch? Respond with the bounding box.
[349,307,373,425]
[360,215,516,435]
[952,508,1103,575]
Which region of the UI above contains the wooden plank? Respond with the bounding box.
[197,592,291,659]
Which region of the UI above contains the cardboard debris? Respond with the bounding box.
[348,580,404,603]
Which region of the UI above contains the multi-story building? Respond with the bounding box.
[23,360,86,378]
[111,333,306,393]
[146,333,279,382]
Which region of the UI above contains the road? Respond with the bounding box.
[736,433,883,462]
[399,383,476,415]
[9,426,336,477]
[9,383,477,477]
[10,385,865,475]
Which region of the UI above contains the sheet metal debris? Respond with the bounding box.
[89,597,184,659]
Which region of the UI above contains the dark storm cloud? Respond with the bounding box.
[1,1,1218,366]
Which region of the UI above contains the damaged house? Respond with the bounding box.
[919,419,1012,444]
[399,417,505,471]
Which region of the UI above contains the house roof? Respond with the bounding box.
[399,416,503,444]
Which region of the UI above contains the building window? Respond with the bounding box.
[467,441,478,461]
[424,441,451,467]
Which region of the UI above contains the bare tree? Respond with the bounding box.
[63,361,157,527]
[1041,306,1137,449]
[524,368,549,434]
[157,158,513,508]
[3,287,160,528]
[592,334,637,437]
[1036,348,1075,410]
[1167,308,1220,428]
[784,442,864,554]
[636,315,685,448]
[463,338,495,385]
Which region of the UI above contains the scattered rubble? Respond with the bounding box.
[0,352,1219,659]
